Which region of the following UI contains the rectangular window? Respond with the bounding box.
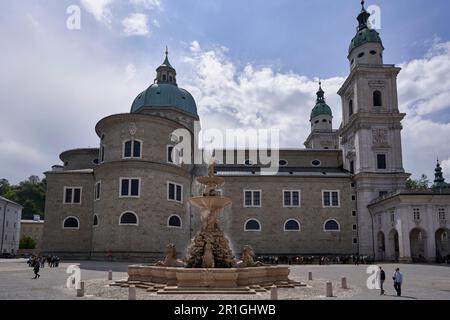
[390,211,395,224]
[323,190,340,207]
[167,182,183,203]
[353,238,358,244]
[133,141,141,158]
[120,178,140,197]
[100,146,105,163]
[379,191,388,197]
[124,140,141,159]
[350,161,354,174]
[131,179,140,196]
[438,208,446,221]
[167,145,174,163]
[352,210,357,217]
[64,187,82,204]
[124,141,132,158]
[95,181,101,201]
[283,190,300,207]
[65,188,72,204]
[413,208,421,221]
[243,190,262,207]
[378,215,382,225]
[377,154,387,170]
[352,224,357,231]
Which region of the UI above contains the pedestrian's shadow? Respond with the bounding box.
[386,294,418,300]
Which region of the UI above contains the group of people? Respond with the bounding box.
[378,267,403,297]
[27,255,61,279]
[255,255,374,265]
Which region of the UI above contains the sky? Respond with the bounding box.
[0,0,450,184]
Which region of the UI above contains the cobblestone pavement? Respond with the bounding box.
[1,259,449,300]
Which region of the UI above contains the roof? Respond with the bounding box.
[349,27,383,55]
[311,102,332,119]
[21,220,44,224]
[368,189,450,207]
[130,83,198,117]
[0,196,23,208]
[215,166,350,178]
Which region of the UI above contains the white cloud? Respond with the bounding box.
[129,0,163,10]
[122,13,150,36]
[152,19,160,28]
[80,0,113,25]
[182,41,344,147]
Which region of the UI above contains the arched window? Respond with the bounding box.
[93,215,98,227]
[284,219,301,231]
[349,100,354,117]
[324,219,340,232]
[244,219,261,231]
[63,216,79,229]
[167,215,182,228]
[123,140,142,158]
[373,90,382,107]
[119,212,138,225]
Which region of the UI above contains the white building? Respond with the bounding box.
[0,196,23,255]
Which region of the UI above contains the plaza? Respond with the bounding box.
[1,258,449,300]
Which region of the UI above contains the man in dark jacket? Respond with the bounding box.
[379,266,386,295]
[32,260,40,279]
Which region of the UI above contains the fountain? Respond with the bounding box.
[124,160,303,294]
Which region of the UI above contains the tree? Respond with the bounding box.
[0,176,46,219]
[19,236,37,250]
[0,178,10,195]
[406,174,429,190]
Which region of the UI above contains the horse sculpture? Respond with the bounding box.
[235,245,265,268]
[155,243,185,267]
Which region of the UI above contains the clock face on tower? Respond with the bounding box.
[372,128,389,146]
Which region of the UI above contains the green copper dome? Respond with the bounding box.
[131,84,198,116]
[311,102,332,119]
[130,49,198,117]
[310,83,332,120]
[349,1,383,55]
[349,28,383,55]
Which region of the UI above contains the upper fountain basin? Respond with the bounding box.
[189,196,232,211]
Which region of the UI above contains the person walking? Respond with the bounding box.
[32,259,40,279]
[379,267,386,295]
[393,268,403,296]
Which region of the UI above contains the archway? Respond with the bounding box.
[388,229,399,261]
[435,228,450,262]
[377,231,386,261]
[410,228,427,262]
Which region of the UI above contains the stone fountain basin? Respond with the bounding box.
[189,196,232,211]
[128,265,290,288]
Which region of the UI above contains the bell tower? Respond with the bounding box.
[338,1,410,255]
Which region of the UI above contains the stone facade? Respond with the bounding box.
[0,196,23,255]
[20,217,44,249]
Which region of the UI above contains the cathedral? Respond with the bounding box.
[41,2,450,262]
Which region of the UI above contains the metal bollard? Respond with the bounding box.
[129,285,137,300]
[270,285,278,300]
[326,282,333,297]
[308,272,313,281]
[108,270,113,281]
[341,277,347,289]
[77,281,85,297]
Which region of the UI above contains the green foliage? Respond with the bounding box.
[406,174,429,190]
[0,176,46,219]
[19,236,37,249]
